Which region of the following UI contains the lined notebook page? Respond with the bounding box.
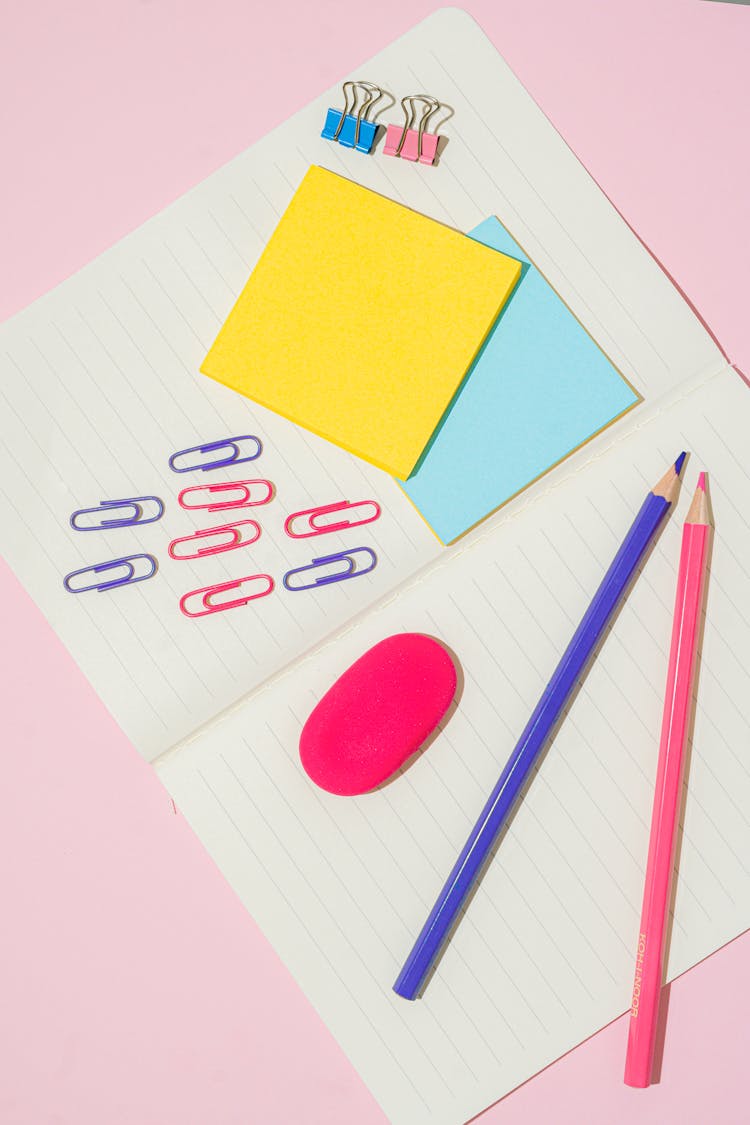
[0,9,725,764]
[160,369,750,1125]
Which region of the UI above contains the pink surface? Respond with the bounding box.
[1,2,749,1122]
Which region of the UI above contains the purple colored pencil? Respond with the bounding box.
[393,454,686,1001]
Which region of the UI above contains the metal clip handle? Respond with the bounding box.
[332,80,383,144]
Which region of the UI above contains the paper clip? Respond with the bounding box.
[321,80,383,154]
[63,553,157,594]
[178,479,274,512]
[284,500,381,539]
[384,95,442,165]
[168,435,262,473]
[283,547,377,591]
[168,520,261,560]
[69,496,164,531]
[180,574,274,618]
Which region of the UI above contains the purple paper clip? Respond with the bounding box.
[168,520,261,560]
[178,479,274,512]
[168,435,262,473]
[283,547,377,592]
[70,496,164,531]
[63,554,157,593]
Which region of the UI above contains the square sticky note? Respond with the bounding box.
[200,167,522,479]
[400,217,640,542]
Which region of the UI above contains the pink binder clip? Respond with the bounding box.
[168,520,261,560]
[284,500,381,539]
[180,574,274,618]
[384,95,442,166]
[178,479,274,512]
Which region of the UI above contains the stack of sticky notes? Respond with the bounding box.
[201,167,521,480]
[400,217,640,541]
[202,165,639,539]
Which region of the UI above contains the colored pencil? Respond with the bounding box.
[394,454,686,1001]
[624,473,712,1087]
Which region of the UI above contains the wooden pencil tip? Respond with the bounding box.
[653,456,686,501]
[686,473,711,524]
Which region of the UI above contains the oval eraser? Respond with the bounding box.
[299,633,457,796]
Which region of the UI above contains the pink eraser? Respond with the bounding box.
[299,634,458,796]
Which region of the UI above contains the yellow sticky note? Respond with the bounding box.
[201,167,521,478]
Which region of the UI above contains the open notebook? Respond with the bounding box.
[1,9,748,1125]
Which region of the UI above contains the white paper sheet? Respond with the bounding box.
[160,368,750,1125]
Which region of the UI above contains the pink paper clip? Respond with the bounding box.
[178,479,274,512]
[284,500,381,539]
[168,520,261,560]
[384,95,442,166]
[180,574,274,618]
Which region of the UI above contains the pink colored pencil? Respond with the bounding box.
[624,473,712,1088]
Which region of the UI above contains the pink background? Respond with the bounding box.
[1,1,749,1121]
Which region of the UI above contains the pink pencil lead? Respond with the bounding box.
[697,472,706,492]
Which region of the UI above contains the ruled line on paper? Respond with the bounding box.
[426,49,674,380]
[195,766,434,1113]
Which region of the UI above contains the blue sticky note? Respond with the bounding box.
[399,217,639,542]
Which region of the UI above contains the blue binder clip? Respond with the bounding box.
[168,435,262,473]
[63,554,157,594]
[283,546,377,591]
[70,496,164,531]
[321,81,383,154]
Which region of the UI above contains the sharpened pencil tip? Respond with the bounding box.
[674,452,687,476]
[697,471,706,492]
